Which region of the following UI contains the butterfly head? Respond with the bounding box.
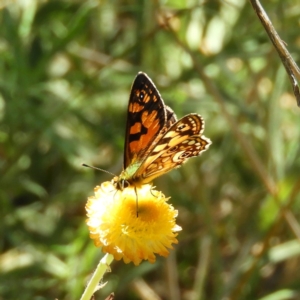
[112,173,131,190]
[113,178,129,190]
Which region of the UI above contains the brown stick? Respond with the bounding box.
[249,0,300,107]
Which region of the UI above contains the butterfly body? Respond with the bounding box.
[113,72,211,189]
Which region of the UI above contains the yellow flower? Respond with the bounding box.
[86,181,181,266]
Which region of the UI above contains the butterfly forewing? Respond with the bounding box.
[124,73,167,168]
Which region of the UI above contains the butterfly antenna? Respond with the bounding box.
[82,163,116,177]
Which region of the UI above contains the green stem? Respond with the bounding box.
[80,253,114,300]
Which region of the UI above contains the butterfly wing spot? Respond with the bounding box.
[130,122,142,135]
[138,91,144,100]
[177,124,187,131]
[143,84,152,94]
[146,162,164,171]
[167,146,178,153]
[129,102,144,113]
[181,152,191,158]
[161,156,170,163]
[139,90,151,103]
[185,139,198,146]
[172,144,199,162]
[136,88,158,104]
[141,110,159,128]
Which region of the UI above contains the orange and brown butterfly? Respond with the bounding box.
[113,72,211,189]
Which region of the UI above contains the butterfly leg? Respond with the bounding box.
[150,186,158,198]
[134,186,139,217]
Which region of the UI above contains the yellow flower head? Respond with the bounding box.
[86,181,182,266]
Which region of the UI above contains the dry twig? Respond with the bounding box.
[249,0,300,107]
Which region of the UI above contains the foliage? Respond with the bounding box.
[1,0,300,299]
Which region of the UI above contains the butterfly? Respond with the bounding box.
[113,72,211,189]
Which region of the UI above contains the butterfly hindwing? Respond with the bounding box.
[134,114,211,182]
[140,136,209,182]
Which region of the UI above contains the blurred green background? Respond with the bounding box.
[1,1,300,299]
